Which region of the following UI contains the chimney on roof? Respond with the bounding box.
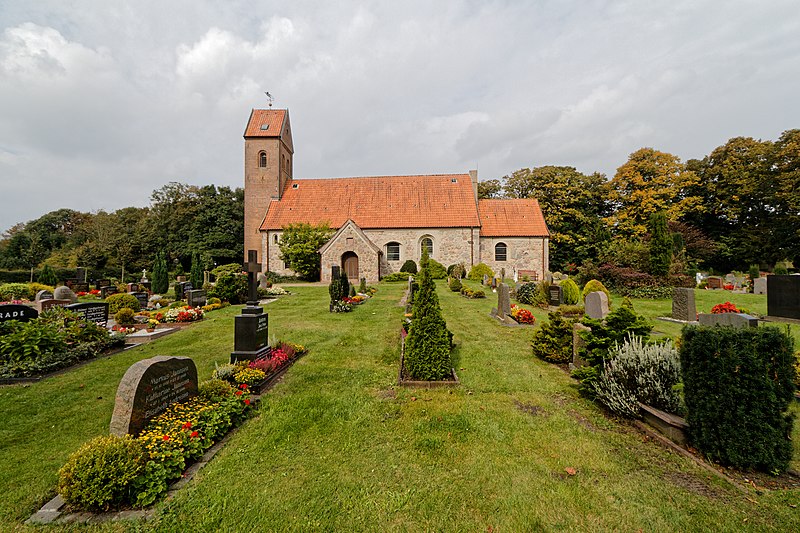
[469,169,478,205]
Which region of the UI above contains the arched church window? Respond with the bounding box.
[259,151,267,168]
[421,237,433,257]
[386,242,400,262]
[495,242,507,261]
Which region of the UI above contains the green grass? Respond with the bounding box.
[0,284,798,531]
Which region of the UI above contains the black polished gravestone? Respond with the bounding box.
[0,304,38,323]
[101,285,118,299]
[66,302,109,326]
[72,282,90,293]
[95,279,111,291]
[130,292,149,310]
[767,275,800,321]
[548,285,563,307]
[186,289,207,308]
[175,281,193,301]
[231,250,270,363]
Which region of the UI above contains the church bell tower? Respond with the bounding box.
[243,108,294,267]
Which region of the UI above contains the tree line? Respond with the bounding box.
[0,183,244,279]
[479,130,800,273]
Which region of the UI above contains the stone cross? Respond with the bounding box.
[244,249,260,306]
[141,268,148,283]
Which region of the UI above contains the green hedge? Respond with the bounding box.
[680,326,796,473]
[0,268,119,284]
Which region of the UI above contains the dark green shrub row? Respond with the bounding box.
[0,268,121,284]
[460,287,485,298]
[680,326,796,473]
[381,271,411,282]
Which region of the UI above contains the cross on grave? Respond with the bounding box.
[244,250,261,306]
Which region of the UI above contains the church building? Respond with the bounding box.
[244,109,550,282]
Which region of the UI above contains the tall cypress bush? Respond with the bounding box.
[151,252,169,294]
[190,252,203,289]
[404,249,452,380]
[37,263,58,286]
[680,326,795,473]
[648,212,672,276]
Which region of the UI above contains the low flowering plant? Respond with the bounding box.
[510,304,536,325]
[111,325,136,334]
[711,301,739,314]
[162,306,204,323]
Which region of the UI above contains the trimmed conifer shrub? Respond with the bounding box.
[328,277,343,304]
[37,263,58,286]
[531,311,574,364]
[515,282,538,305]
[448,277,462,292]
[428,259,447,280]
[404,249,452,380]
[680,326,795,473]
[581,279,611,304]
[400,260,417,274]
[648,212,672,276]
[559,278,580,305]
[190,251,203,289]
[151,252,169,294]
[339,270,350,300]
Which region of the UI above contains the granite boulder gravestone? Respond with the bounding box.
[53,286,78,303]
[671,288,696,322]
[548,285,563,307]
[753,277,767,295]
[109,356,198,436]
[0,304,38,323]
[585,291,609,319]
[66,302,109,326]
[766,275,800,320]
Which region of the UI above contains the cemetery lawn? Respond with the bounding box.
[0,285,798,531]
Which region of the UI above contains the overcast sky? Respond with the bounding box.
[1,1,799,233]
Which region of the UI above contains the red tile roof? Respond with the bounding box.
[261,174,481,230]
[478,199,550,237]
[244,109,286,137]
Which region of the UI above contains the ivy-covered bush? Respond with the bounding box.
[515,282,538,305]
[559,278,580,305]
[581,279,611,304]
[404,250,452,380]
[58,435,145,511]
[448,277,462,292]
[593,335,682,417]
[531,311,574,364]
[106,292,141,314]
[467,263,494,281]
[428,259,448,280]
[400,260,417,274]
[680,326,796,473]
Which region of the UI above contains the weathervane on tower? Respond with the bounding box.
[264,91,274,108]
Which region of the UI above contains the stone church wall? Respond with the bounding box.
[478,236,548,280]
[364,227,474,275]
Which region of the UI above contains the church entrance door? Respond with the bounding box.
[342,252,359,281]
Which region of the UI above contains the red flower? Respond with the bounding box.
[239,383,248,389]
[235,390,243,396]
[162,434,170,441]
[190,430,198,438]
[182,421,192,430]
[244,399,250,405]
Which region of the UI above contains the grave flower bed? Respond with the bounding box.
[58,380,253,510]
[510,304,536,325]
[161,305,204,323]
[0,307,125,379]
[710,301,738,314]
[216,341,308,394]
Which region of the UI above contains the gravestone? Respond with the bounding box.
[258,272,269,289]
[101,285,118,299]
[95,279,111,291]
[482,274,489,286]
[766,275,800,320]
[231,250,270,362]
[671,288,696,322]
[140,269,148,283]
[140,281,152,292]
[572,323,592,368]
[0,304,38,323]
[66,302,109,326]
[407,275,414,303]
[109,356,198,436]
[64,278,79,289]
[72,282,90,293]
[53,285,78,303]
[38,299,71,312]
[126,283,140,293]
[548,285,563,307]
[497,283,511,317]
[130,292,149,309]
[585,291,609,319]
[186,289,207,308]
[175,281,193,301]
[706,276,723,289]
[753,277,767,295]
[35,290,53,302]
[698,313,758,328]
[76,267,87,283]
[724,273,736,284]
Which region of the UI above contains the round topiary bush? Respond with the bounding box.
[448,277,462,292]
[105,293,141,314]
[467,263,494,281]
[428,259,447,280]
[400,260,417,274]
[114,308,136,325]
[515,282,538,305]
[559,278,581,305]
[58,435,144,511]
[581,279,611,304]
